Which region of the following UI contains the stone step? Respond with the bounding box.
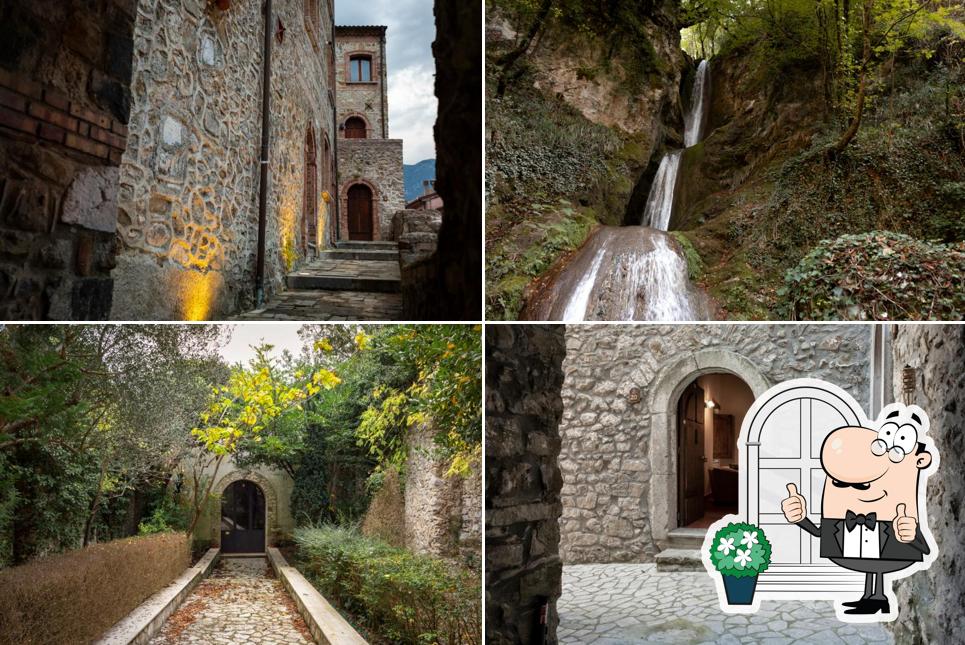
[335,240,399,251]
[655,548,704,572]
[287,258,401,293]
[666,527,707,549]
[319,248,400,261]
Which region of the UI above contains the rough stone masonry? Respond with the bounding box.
[486,325,566,645]
[559,324,873,564]
[887,325,965,644]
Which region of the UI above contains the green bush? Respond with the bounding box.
[294,525,480,644]
[779,231,965,320]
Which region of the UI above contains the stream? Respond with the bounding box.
[525,59,713,321]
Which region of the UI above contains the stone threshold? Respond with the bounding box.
[267,547,368,645]
[95,547,220,645]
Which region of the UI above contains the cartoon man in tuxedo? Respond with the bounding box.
[781,404,935,616]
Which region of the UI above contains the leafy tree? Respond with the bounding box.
[357,325,482,476]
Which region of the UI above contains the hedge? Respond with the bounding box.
[0,532,190,645]
[295,525,480,644]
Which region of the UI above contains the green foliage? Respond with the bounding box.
[709,522,772,578]
[779,231,965,320]
[295,525,480,644]
[670,231,706,281]
[138,495,188,535]
[357,326,482,476]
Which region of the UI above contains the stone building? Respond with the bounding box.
[111,0,338,319]
[486,323,965,643]
[1,0,480,320]
[334,25,404,242]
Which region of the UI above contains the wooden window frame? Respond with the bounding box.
[345,51,377,85]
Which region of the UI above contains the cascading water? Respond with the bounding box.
[643,150,682,231]
[528,59,713,322]
[684,59,709,147]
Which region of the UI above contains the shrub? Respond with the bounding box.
[779,231,965,320]
[0,532,189,645]
[295,525,480,644]
[709,522,772,578]
[360,468,406,548]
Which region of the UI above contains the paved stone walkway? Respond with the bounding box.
[149,556,313,645]
[558,564,893,644]
[235,289,402,320]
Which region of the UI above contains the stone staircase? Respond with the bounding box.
[655,527,706,571]
[286,241,401,293]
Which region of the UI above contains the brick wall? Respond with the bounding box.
[0,0,136,320]
[0,69,127,166]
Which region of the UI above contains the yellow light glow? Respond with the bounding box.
[180,270,220,321]
[321,190,331,203]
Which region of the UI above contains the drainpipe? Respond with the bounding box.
[254,0,273,306]
[331,23,340,245]
[380,29,387,138]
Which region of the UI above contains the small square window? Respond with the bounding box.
[349,55,372,82]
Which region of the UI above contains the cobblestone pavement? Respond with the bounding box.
[149,556,313,645]
[288,258,401,280]
[558,564,893,644]
[234,289,402,320]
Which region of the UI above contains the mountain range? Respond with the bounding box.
[403,159,436,202]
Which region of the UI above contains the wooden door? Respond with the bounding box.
[220,480,266,553]
[344,117,366,139]
[347,184,373,240]
[678,382,705,527]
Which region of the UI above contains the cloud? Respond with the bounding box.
[336,0,436,164]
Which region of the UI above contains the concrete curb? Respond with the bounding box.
[95,547,220,645]
[267,547,368,645]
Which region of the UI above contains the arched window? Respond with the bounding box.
[344,116,367,139]
[349,54,373,82]
[347,183,374,241]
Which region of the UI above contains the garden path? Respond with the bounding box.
[148,556,313,645]
[558,564,893,644]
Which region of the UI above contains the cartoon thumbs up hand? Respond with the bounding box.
[893,503,918,543]
[782,483,806,524]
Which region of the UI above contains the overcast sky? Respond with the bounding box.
[217,324,305,366]
[336,1,437,165]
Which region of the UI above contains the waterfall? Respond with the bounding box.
[541,60,712,322]
[642,151,682,231]
[562,245,606,321]
[684,59,709,147]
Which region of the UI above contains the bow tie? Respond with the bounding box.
[845,510,877,531]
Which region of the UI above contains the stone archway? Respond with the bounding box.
[211,470,279,551]
[646,349,771,543]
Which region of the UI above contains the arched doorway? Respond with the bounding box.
[302,125,318,254]
[676,373,754,529]
[344,116,367,139]
[220,480,266,553]
[347,183,374,240]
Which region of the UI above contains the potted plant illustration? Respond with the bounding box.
[709,521,772,605]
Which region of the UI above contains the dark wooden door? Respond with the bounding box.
[678,382,705,527]
[347,184,373,240]
[344,117,366,139]
[220,480,265,553]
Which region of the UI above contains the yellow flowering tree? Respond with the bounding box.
[184,344,339,535]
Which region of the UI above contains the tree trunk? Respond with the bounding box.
[495,0,554,98]
[828,0,872,160]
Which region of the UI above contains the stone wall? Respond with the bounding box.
[403,424,481,564]
[0,0,136,319]
[486,325,566,645]
[337,138,404,241]
[334,28,387,138]
[559,324,873,564]
[887,325,965,644]
[401,0,482,319]
[111,0,334,319]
